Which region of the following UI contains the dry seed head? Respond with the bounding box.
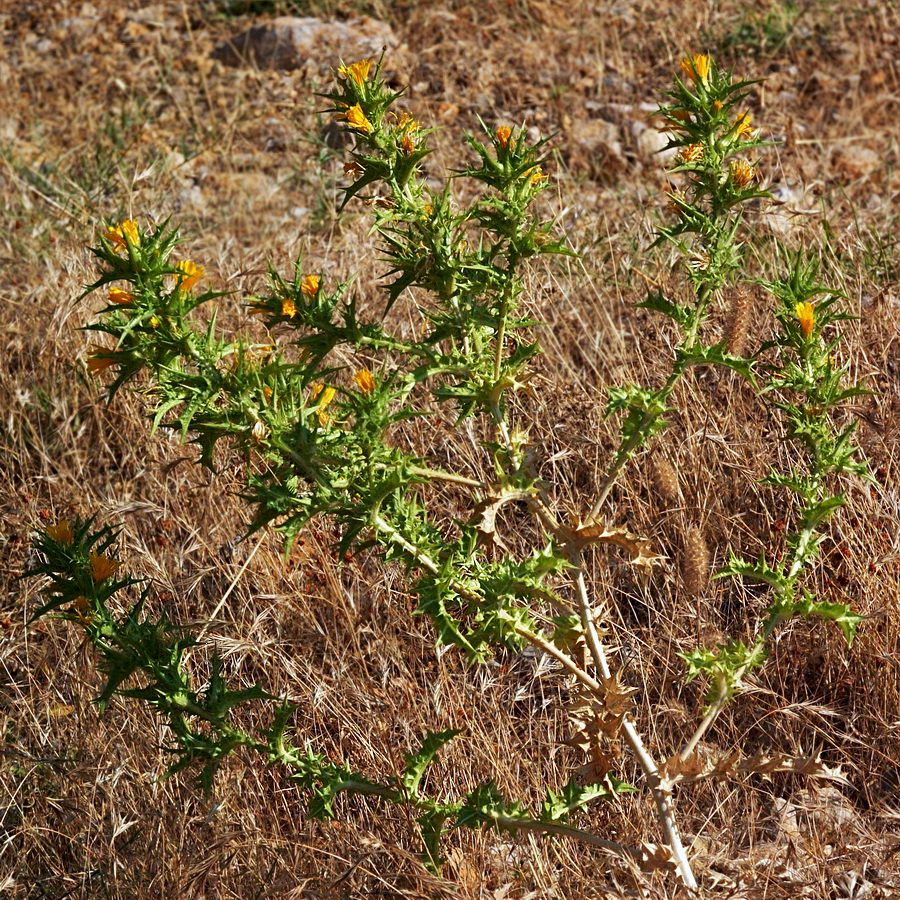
[682,525,709,598]
[651,455,680,505]
[724,287,752,357]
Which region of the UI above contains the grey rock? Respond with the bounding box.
[213,16,398,71]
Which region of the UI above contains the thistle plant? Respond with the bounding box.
[27,55,869,893]
[593,53,768,515]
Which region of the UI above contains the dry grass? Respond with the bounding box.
[1,1,899,896]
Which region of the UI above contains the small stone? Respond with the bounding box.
[565,117,626,180]
[632,121,677,166]
[213,16,398,71]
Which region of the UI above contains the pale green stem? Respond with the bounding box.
[571,557,697,891]
[492,814,637,859]
[406,465,484,488]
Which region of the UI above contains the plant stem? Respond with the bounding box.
[492,814,636,858]
[407,465,484,488]
[571,557,697,891]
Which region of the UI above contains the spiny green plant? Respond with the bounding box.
[28,54,869,892]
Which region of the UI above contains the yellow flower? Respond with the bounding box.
[354,368,376,395]
[312,383,336,410]
[733,112,753,138]
[678,143,703,164]
[496,126,512,148]
[730,159,755,188]
[107,286,134,305]
[679,53,711,84]
[795,301,815,338]
[87,351,116,373]
[301,274,319,297]
[527,166,547,185]
[401,132,415,155]
[104,219,140,253]
[393,111,418,131]
[89,551,120,583]
[340,103,372,133]
[281,297,297,318]
[174,259,204,293]
[338,59,371,87]
[149,315,160,329]
[311,383,336,426]
[46,520,74,545]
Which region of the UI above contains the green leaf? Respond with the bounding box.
[791,592,863,646]
[676,342,756,383]
[636,290,691,327]
[540,778,611,823]
[402,730,462,799]
[455,782,528,832]
[717,550,785,589]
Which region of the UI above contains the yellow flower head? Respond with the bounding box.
[108,286,135,305]
[527,166,547,185]
[730,158,755,188]
[46,519,74,545]
[281,297,297,318]
[401,132,415,155]
[733,112,753,139]
[311,383,337,426]
[679,53,711,84]
[301,274,319,297]
[354,368,376,395]
[495,126,512,149]
[795,301,815,338]
[338,59,371,87]
[340,103,372,133]
[312,383,336,410]
[89,551,120,583]
[87,351,116,374]
[395,111,418,132]
[174,259,204,293]
[679,143,703,164]
[104,219,140,253]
